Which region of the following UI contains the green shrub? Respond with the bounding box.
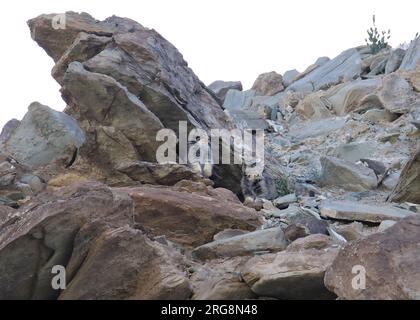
[275,178,290,196]
[365,15,391,54]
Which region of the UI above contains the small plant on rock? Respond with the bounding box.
[365,15,391,54]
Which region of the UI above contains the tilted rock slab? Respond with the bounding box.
[320,200,414,223]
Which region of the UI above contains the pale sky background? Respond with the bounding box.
[0,0,419,129]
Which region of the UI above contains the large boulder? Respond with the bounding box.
[324,215,420,299]
[241,234,341,299]
[388,148,420,204]
[191,227,288,261]
[320,156,378,191]
[116,183,261,248]
[0,181,191,299]
[191,257,256,300]
[287,48,362,93]
[0,102,85,169]
[251,71,284,96]
[282,69,300,87]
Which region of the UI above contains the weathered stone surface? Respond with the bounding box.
[52,32,112,85]
[320,200,414,223]
[191,257,256,300]
[388,148,420,204]
[399,36,420,71]
[252,71,284,96]
[242,234,340,299]
[191,227,287,261]
[320,156,378,191]
[0,102,85,169]
[385,48,406,74]
[0,182,191,300]
[116,184,261,247]
[324,78,381,115]
[208,81,243,103]
[288,49,362,92]
[324,215,420,299]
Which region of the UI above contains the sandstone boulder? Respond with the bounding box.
[324,215,420,299]
[252,71,284,96]
[241,234,341,299]
[116,184,261,247]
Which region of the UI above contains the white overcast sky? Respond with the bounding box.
[0,0,419,129]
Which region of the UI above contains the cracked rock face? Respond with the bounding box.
[28,11,241,191]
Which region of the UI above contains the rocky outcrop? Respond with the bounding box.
[325,215,420,299]
[28,11,243,193]
[287,48,362,93]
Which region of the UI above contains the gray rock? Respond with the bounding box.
[320,200,414,223]
[0,162,16,187]
[382,171,400,191]
[213,229,249,241]
[289,117,347,141]
[191,227,288,260]
[19,174,45,193]
[287,48,362,92]
[273,193,297,209]
[0,119,20,146]
[282,69,300,87]
[385,48,406,73]
[208,81,243,103]
[377,220,397,232]
[0,102,85,169]
[320,156,378,191]
[223,89,257,110]
[399,36,420,71]
[332,142,377,162]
